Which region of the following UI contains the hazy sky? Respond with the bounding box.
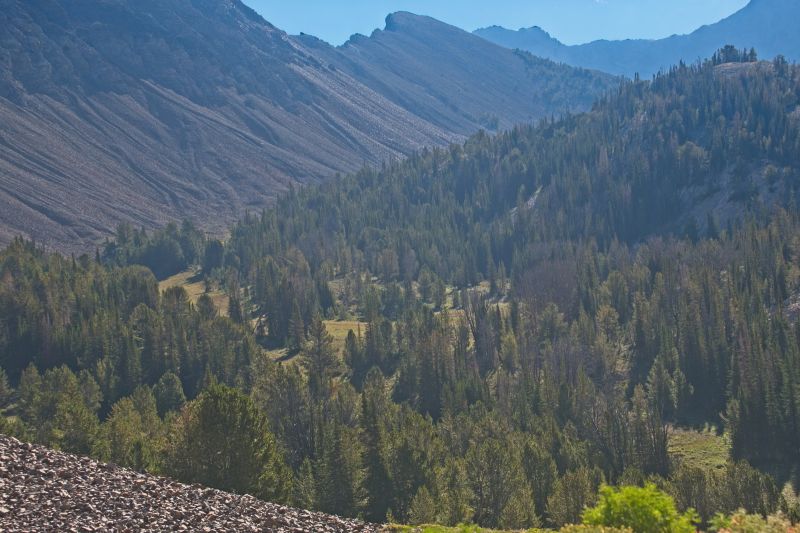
[246,0,750,46]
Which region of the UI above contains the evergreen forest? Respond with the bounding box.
[3,49,800,529]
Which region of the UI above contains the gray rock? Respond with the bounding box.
[0,435,382,532]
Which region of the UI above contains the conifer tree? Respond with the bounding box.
[302,315,339,403]
[165,385,291,502]
[361,370,393,522]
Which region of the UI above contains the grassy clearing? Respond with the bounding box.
[668,425,730,471]
[265,347,293,363]
[324,320,367,354]
[159,270,229,317]
[263,320,366,366]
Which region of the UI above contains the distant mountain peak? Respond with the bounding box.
[384,11,427,30]
[475,24,552,36]
[341,12,440,46]
[343,32,369,45]
[474,24,565,56]
[519,26,552,36]
[475,0,799,77]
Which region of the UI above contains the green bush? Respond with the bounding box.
[387,525,631,533]
[709,510,794,532]
[582,484,698,533]
[559,526,633,533]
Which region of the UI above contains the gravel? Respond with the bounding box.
[0,434,382,532]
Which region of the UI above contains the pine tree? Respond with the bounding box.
[292,458,316,510]
[361,370,393,522]
[0,367,13,409]
[165,385,291,502]
[546,467,603,527]
[302,315,339,402]
[153,372,186,417]
[466,437,535,528]
[315,421,366,517]
[287,300,306,352]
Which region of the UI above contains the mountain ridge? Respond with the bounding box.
[297,11,615,134]
[475,0,800,77]
[0,0,615,253]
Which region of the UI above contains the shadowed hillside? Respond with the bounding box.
[0,1,616,253]
[298,12,614,133]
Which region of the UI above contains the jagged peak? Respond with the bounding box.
[383,11,450,33]
[341,32,369,47]
[384,11,417,31]
[341,11,465,47]
[520,25,552,37]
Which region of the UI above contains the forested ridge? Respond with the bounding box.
[3,50,800,530]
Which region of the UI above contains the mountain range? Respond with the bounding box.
[3,2,800,528]
[0,0,615,252]
[475,0,800,78]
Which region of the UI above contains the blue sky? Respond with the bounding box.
[246,0,749,46]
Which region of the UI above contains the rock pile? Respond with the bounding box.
[0,435,381,532]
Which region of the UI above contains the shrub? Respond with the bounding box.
[560,526,633,533]
[709,510,796,533]
[582,484,698,533]
[780,483,800,525]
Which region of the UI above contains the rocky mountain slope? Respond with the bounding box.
[475,0,800,77]
[0,0,615,253]
[0,434,380,532]
[297,12,613,133]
